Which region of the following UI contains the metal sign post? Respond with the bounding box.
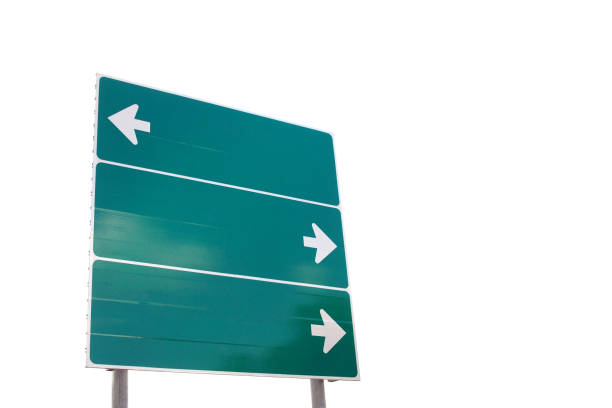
[310,379,326,408]
[111,370,326,407]
[112,369,127,408]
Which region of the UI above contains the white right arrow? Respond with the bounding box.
[303,223,337,264]
[311,309,346,354]
[108,104,150,145]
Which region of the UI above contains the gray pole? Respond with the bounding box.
[112,369,128,408]
[310,379,326,408]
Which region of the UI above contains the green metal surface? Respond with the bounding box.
[93,163,348,288]
[90,261,357,378]
[96,76,339,206]
[90,77,358,379]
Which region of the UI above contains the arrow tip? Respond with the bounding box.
[108,104,142,145]
[319,309,346,354]
[311,223,337,264]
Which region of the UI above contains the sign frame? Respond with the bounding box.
[86,74,361,381]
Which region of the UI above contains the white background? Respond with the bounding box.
[1,1,611,407]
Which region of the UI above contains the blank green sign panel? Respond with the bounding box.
[88,76,358,379]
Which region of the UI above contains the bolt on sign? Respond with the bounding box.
[87,75,359,380]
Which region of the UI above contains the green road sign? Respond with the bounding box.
[94,163,347,288]
[88,76,359,380]
[90,261,357,378]
[97,76,339,206]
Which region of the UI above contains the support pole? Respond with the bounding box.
[310,379,326,408]
[112,369,128,408]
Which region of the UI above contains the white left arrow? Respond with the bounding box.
[303,223,337,264]
[311,309,346,354]
[108,104,150,145]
